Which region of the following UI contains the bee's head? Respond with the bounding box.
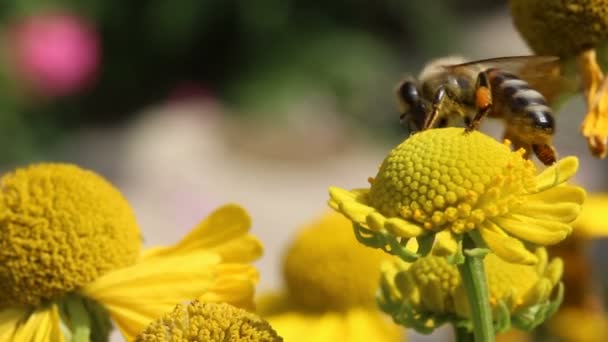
[396,79,427,132]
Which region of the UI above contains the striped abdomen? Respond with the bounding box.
[487,69,555,136]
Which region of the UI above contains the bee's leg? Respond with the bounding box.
[465,71,493,133]
[437,118,449,128]
[463,116,472,127]
[424,86,449,129]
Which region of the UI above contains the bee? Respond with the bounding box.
[396,56,573,165]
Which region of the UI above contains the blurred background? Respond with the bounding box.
[1,1,607,341]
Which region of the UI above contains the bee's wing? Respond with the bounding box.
[444,56,579,105]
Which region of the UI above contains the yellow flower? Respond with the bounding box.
[570,193,608,238]
[329,128,585,265]
[0,163,262,341]
[380,248,563,332]
[509,0,608,57]
[546,193,608,341]
[509,0,608,158]
[549,308,608,341]
[135,301,282,342]
[257,212,403,342]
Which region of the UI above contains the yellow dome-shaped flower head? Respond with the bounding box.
[135,301,282,342]
[283,212,389,311]
[509,0,608,57]
[257,212,403,342]
[379,248,563,333]
[0,163,141,307]
[0,162,263,342]
[329,128,585,265]
[509,0,608,158]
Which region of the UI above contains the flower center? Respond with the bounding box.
[0,163,141,307]
[283,212,390,312]
[368,128,537,234]
[136,301,281,341]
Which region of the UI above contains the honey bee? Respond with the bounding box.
[396,56,574,165]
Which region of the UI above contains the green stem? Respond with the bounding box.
[457,235,495,342]
[64,295,91,342]
[454,325,475,342]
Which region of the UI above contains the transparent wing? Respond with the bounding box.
[444,56,579,105]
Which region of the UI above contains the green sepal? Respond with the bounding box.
[447,238,465,265]
[58,294,113,342]
[512,282,564,331]
[494,300,512,333]
[464,247,490,258]
[353,223,420,262]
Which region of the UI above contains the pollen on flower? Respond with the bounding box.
[135,301,282,342]
[0,163,141,307]
[283,212,391,311]
[368,128,536,234]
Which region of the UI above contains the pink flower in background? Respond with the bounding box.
[8,12,100,97]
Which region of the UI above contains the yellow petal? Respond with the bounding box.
[510,201,581,223]
[204,235,263,263]
[197,264,259,310]
[478,222,537,265]
[527,185,586,206]
[432,230,458,257]
[366,212,386,232]
[81,251,223,339]
[572,193,608,238]
[535,157,578,191]
[343,309,402,342]
[11,305,64,342]
[339,200,375,224]
[142,204,253,259]
[0,307,25,340]
[579,50,608,158]
[492,215,571,245]
[329,187,357,204]
[384,217,425,238]
[267,311,346,342]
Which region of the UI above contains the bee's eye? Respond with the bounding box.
[398,81,420,107]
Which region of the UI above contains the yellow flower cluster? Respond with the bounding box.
[380,248,563,331]
[330,128,585,264]
[0,163,262,341]
[510,0,608,158]
[0,164,141,307]
[258,212,403,342]
[510,0,608,56]
[136,301,282,342]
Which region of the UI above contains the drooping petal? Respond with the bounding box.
[384,217,425,238]
[432,230,458,256]
[197,264,259,310]
[272,311,345,342]
[0,307,25,340]
[343,308,402,342]
[534,156,578,191]
[142,204,254,259]
[478,222,537,265]
[492,214,572,245]
[339,200,375,225]
[11,305,64,342]
[526,185,586,206]
[81,251,223,339]
[510,201,582,223]
[571,193,608,238]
